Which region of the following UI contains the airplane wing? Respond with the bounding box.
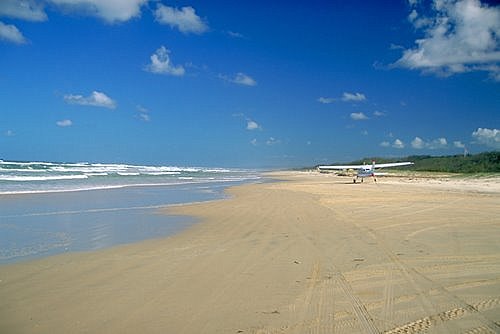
[374,162,414,168]
[318,161,414,170]
[317,164,365,170]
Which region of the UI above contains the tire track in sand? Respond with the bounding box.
[384,297,500,334]
[381,264,395,328]
[333,269,379,334]
[285,262,337,334]
[362,226,500,333]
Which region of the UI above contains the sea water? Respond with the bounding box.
[0,160,261,263]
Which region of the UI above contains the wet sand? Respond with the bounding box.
[1,172,500,333]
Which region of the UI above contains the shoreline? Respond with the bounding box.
[1,172,499,333]
[0,180,262,264]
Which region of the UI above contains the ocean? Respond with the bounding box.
[0,160,262,263]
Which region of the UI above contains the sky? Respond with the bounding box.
[0,0,499,168]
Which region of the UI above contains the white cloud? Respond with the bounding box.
[227,31,243,38]
[136,105,148,113]
[407,9,432,28]
[317,97,336,104]
[373,111,386,117]
[350,112,369,120]
[233,72,257,86]
[233,113,262,131]
[454,140,465,148]
[0,0,47,21]
[48,0,147,23]
[380,141,390,147]
[396,0,500,80]
[380,139,405,149]
[411,136,425,149]
[393,139,405,148]
[154,4,208,34]
[250,138,258,146]
[318,92,366,104]
[0,21,26,44]
[411,136,448,149]
[0,0,147,24]
[390,43,405,50]
[145,46,185,76]
[64,91,116,109]
[136,105,150,122]
[428,137,447,149]
[266,137,281,145]
[139,113,150,122]
[220,72,257,86]
[246,120,261,130]
[342,92,366,102]
[56,119,72,127]
[472,127,500,148]
[5,129,14,137]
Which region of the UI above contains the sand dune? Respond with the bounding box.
[1,172,499,333]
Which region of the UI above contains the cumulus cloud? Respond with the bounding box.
[56,119,72,127]
[472,127,500,148]
[411,136,425,149]
[233,113,261,131]
[393,139,405,148]
[317,97,336,104]
[0,21,27,44]
[266,137,281,145]
[48,0,147,23]
[144,46,185,76]
[342,92,366,102]
[246,119,261,130]
[380,141,390,147]
[0,0,147,24]
[0,0,48,21]
[411,136,448,149]
[454,140,465,148]
[428,137,448,149]
[395,0,500,80]
[373,111,386,117]
[250,138,258,146]
[381,139,405,148]
[154,4,208,34]
[318,92,366,104]
[233,73,257,86]
[64,91,116,109]
[220,72,257,86]
[350,112,369,120]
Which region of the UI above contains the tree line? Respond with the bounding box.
[322,151,500,173]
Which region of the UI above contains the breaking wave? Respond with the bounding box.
[0,160,260,195]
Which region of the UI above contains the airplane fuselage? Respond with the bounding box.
[317,160,413,183]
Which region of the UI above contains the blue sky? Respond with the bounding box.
[0,0,499,167]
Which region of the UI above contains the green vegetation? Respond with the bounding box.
[324,151,500,173]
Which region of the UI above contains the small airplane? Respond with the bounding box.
[317,161,414,183]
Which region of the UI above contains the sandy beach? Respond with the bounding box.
[1,172,500,333]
